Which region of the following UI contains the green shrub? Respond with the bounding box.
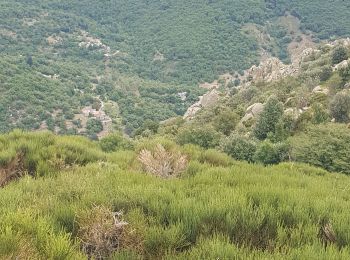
[220,134,257,163]
[330,92,350,123]
[177,126,221,149]
[1,128,350,258]
[311,103,329,124]
[339,64,350,83]
[213,111,239,136]
[86,118,103,136]
[254,96,284,140]
[332,46,349,65]
[319,66,332,81]
[181,144,203,161]
[0,130,105,181]
[100,133,134,152]
[254,141,290,165]
[290,124,350,174]
[199,149,233,167]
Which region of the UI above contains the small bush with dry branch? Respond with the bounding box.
[138,144,188,178]
[77,206,129,259]
[0,152,26,188]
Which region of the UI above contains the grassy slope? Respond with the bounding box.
[1,132,350,259]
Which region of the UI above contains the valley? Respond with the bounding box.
[1,1,350,259]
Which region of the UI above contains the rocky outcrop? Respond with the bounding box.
[246,103,264,116]
[333,59,349,71]
[47,35,62,45]
[178,92,187,101]
[325,38,350,48]
[184,89,220,120]
[243,57,298,84]
[184,37,350,122]
[239,43,324,87]
[312,86,329,95]
[240,113,255,125]
[284,108,300,119]
[240,103,264,125]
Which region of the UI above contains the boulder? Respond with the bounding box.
[284,108,300,119]
[201,89,220,107]
[239,103,264,126]
[333,59,349,71]
[183,89,220,120]
[246,103,264,116]
[284,97,295,107]
[240,113,255,126]
[312,86,329,95]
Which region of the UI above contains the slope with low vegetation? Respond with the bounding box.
[0,131,350,259]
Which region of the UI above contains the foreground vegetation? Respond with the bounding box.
[0,131,350,259]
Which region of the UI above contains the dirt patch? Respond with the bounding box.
[47,35,62,45]
[277,13,316,66]
[199,81,220,90]
[0,29,16,39]
[153,51,165,61]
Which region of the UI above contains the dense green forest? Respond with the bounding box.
[1,0,350,134]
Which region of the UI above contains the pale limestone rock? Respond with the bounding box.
[241,113,254,124]
[178,92,187,101]
[246,103,264,116]
[312,86,329,95]
[333,59,349,71]
[184,89,220,120]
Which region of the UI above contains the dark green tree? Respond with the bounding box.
[220,134,257,163]
[254,141,289,165]
[254,96,284,140]
[330,92,350,123]
[86,118,103,136]
[177,126,221,149]
[99,133,133,152]
[26,55,33,66]
[339,64,350,83]
[332,46,348,65]
[214,111,239,136]
[319,66,332,82]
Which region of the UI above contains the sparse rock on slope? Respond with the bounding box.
[184,37,350,121]
[241,47,320,87]
[184,89,220,120]
[240,103,264,126]
[244,57,298,83]
[313,86,329,95]
[333,59,350,71]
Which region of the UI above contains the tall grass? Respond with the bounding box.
[1,132,350,258]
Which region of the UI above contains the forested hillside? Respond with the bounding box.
[168,39,350,174]
[1,0,350,135]
[2,1,350,258]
